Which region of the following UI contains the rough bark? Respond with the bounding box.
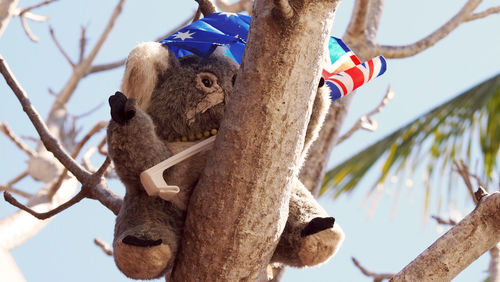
[171,1,340,280]
[390,192,500,282]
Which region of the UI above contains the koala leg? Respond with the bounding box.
[113,189,185,279]
[271,178,344,267]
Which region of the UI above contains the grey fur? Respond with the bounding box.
[107,42,343,279]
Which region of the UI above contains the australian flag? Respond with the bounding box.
[161,12,387,101]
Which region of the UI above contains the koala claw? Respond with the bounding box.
[109,91,136,125]
[301,217,335,237]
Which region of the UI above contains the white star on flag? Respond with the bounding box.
[173,30,195,41]
[218,12,237,17]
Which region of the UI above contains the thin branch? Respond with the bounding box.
[4,190,85,220]
[273,0,294,19]
[6,171,29,187]
[86,11,193,76]
[466,6,500,21]
[453,160,478,204]
[78,25,87,64]
[377,0,485,58]
[47,121,107,198]
[336,86,394,145]
[19,0,57,14]
[0,122,36,157]
[19,15,40,42]
[192,7,202,22]
[345,0,370,40]
[0,55,90,183]
[97,137,107,155]
[195,0,217,16]
[352,257,394,282]
[431,215,457,226]
[49,26,75,67]
[216,0,253,14]
[94,237,113,256]
[0,185,32,198]
[50,0,126,112]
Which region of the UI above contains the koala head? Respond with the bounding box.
[122,42,239,143]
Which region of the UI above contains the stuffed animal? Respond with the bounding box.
[107,42,344,279]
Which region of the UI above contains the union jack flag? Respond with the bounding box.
[161,12,387,101]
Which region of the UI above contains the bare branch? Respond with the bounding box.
[0,55,90,182]
[97,137,107,155]
[467,6,500,21]
[19,0,57,13]
[0,185,32,198]
[391,192,500,281]
[20,15,40,42]
[336,86,394,145]
[377,0,486,58]
[352,257,394,282]
[50,0,126,112]
[453,160,478,204]
[78,25,87,64]
[0,122,36,157]
[94,237,113,256]
[273,0,294,19]
[216,0,253,14]
[345,0,370,40]
[195,0,217,16]
[6,171,29,187]
[18,11,48,22]
[49,26,75,67]
[431,215,457,226]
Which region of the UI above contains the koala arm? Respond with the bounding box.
[301,80,331,162]
[107,93,173,189]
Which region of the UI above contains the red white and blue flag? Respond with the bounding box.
[161,12,387,101]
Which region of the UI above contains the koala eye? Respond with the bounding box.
[196,72,219,93]
[232,74,237,86]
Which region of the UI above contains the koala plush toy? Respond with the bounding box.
[107,42,344,279]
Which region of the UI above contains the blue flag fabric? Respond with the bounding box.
[161,12,250,64]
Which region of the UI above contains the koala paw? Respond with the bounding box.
[109,91,136,125]
[298,219,344,266]
[301,217,335,237]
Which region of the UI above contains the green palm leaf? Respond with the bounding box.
[321,73,500,198]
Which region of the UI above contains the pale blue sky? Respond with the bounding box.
[0,0,499,281]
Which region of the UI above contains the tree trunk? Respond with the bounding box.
[171,1,340,280]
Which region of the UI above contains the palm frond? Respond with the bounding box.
[321,73,500,198]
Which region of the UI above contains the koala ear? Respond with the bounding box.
[121,42,179,110]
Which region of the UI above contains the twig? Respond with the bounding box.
[15,0,56,42]
[50,0,127,113]
[431,215,457,226]
[49,26,75,68]
[377,0,490,58]
[0,185,32,198]
[273,0,294,19]
[453,160,478,204]
[20,15,40,42]
[6,171,29,187]
[352,257,394,282]
[19,0,57,13]
[216,0,253,14]
[86,11,194,76]
[466,6,500,21]
[97,137,107,155]
[94,238,113,256]
[78,25,87,64]
[0,122,36,157]
[336,86,394,145]
[345,0,370,39]
[195,0,217,16]
[192,7,202,22]
[47,121,107,198]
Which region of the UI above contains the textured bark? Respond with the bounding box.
[171,1,339,280]
[390,192,500,282]
[0,0,18,38]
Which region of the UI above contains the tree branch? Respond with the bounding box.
[336,86,394,145]
[345,0,370,40]
[0,122,36,157]
[390,191,500,281]
[195,0,217,16]
[172,1,340,280]
[94,237,113,256]
[352,257,394,282]
[466,6,500,21]
[377,0,484,58]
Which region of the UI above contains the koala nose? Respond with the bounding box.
[122,235,163,247]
